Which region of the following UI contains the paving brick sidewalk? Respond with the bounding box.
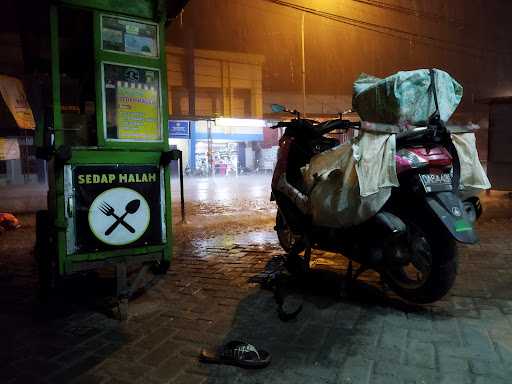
[1,215,512,384]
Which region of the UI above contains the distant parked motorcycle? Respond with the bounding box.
[270,103,482,304]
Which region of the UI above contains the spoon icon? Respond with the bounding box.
[103,199,141,236]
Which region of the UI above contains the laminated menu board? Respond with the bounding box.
[103,64,161,141]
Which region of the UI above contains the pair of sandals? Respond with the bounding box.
[199,341,271,368]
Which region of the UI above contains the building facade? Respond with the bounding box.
[166,46,269,174]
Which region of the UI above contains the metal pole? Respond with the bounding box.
[301,12,306,117]
[178,151,186,223]
[207,120,213,176]
[185,16,195,117]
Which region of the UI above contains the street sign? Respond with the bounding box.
[169,120,190,138]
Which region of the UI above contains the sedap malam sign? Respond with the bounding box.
[73,165,163,251]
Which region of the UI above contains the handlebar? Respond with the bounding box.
[314,119,359,136]
[271,119,360,137]
[395,126,429,141]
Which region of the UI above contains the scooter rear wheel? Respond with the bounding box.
[381,219,458,304]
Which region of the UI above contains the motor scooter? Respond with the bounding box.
[270,105,481,304]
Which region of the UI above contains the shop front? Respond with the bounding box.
[168,120,190,176]
[169,117,265,176]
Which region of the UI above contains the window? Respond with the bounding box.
[196,87,223,116]
[233,89,252,117]
[58,7,97,146]
[170,87,189,116]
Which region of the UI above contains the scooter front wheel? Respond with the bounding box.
[275,211,309,274]
[275,210,305,255]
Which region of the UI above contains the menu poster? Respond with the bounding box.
[116,83,159,140]
[102,16,158,57]
[104,64,161,141]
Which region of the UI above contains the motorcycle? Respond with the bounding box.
[270,104,482,304]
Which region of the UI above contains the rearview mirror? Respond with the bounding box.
[271,104,286,113]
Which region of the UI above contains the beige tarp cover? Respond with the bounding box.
[303,130,490,228]
[304,131,397,227]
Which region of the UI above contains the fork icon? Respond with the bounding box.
[99,202,136,235]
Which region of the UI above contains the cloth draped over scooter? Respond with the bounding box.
[303,132,398,227]
[303,69,490,228]
[451,132,491,199]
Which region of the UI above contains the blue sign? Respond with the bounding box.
[169,120,190,138]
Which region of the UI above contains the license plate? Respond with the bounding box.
[420,173,452,192]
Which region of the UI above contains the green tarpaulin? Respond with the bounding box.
[353,69,463,125]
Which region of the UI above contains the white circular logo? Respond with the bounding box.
[451,207,462,217]
[125,68,140,82]
[88,187,150,246]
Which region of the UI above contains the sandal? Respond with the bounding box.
[199,340,271,368]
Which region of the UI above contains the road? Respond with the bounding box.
[171,174,274,217]
[1,175,512,383]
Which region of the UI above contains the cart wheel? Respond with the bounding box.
[36,210,59,299]
[152,260,170,275]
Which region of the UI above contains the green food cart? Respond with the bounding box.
[34,0,186,315]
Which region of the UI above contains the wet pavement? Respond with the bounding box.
[171,174,275,218]
[1,175,512,383]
